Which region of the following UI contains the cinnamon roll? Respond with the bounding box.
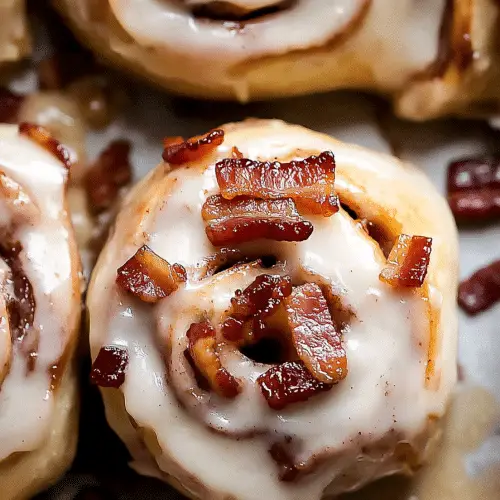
[0,123,81,499]
[0,0,29,65]
[52,0,500,120]
[87,119,459,499]
[0,87,133,275]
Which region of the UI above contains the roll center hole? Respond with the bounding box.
[189,0,293,22]
[240,336,288,365]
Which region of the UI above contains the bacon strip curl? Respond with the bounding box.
[215,151,338,216]
[285,283,347,384]
[202,195,313,246]
[380,234,432,288]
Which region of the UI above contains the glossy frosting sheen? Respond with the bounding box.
[108,0,445,95]
[88,120,458,499]
[0,125,78,461]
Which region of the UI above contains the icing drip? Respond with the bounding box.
[89,120,457,499]
[0,125,80,460]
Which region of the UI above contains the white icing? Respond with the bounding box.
[0,125,78,460]
[107,0,446,90]
[88,121,456,499]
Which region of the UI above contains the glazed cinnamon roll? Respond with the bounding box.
[0,123,81,499]
[53,0,500,120]
[0,0,29,65]
[0,87,133,275]
[87,120,458,499]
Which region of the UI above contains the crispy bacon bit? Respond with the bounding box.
[215,151,338,216]
[116,245,186,303]
[458,260,500,315]
[19,122,72,169]
[186,321,240,398]
[85,140,132,214]
[162,129,224,165]
[202,195,313,246]
[285,283,347,384]
[90,345,129,388]
[448,157,500,218]
[257,361,333,410]
[380,234,432,288]
[0,88,24,122]
[222,274,292,342]
[447,157,500,222]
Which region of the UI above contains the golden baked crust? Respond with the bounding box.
[0,0,30,64]
[87,119,458,499]
[0,124,81,500]
[53,0,500,120]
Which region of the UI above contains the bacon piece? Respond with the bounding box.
[116,245,186,303]
[458,260,500,315]
[186,321,240,398]
[379,234,432,288]
[257,361,333,410]
[215,151,338,216]
[162,129,224,165]
[0,88,24,122]
[202,195,313,246]
[85,140,132,214]
[90,345,129,388]
[222,274,292,342]
[19,122,72,169]
[285,283,347,384]
[447,157,500,222]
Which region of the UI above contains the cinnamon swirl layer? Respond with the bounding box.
[88,120,458,499]
[0,124,81,500]
[53,0,500,119]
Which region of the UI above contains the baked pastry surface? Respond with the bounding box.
[0,124,81,500]
[53,1,500,119]
[0,0,29,65]
[87,119,459,499]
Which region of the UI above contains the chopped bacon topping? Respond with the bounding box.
[19,122,72,169]
[379,234,432,288]
[116,245,186,303]
[162,129,224,165]
[202,195,313,246]
[257,361,333,410]
[215,151,339,216]
[458,260,500,315]
[447,157,500,222]
[285,283,347,384]
[222,274,292,342]
[85,140,132,214]
[90,345,129,388]
[186,321,241,398]
[0,87,24,123]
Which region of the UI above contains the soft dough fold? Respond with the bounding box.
[53,0,500,119]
